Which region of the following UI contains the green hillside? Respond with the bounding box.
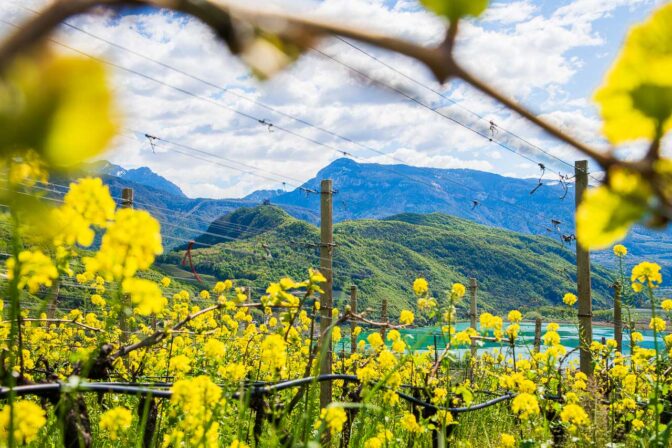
[161,205,615,316]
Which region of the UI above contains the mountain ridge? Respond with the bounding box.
[162,205,614,313]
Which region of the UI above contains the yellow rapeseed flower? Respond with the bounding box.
[400,412,424,433]
[99,406,132,441]
[563,293,578,306]
[500,433,515,448]
[511,393,540,420]
[631,261,663,288]
[649,317,666,332]
[85,208,163,280]
[314,406,347,435]
[400,310,414,325]
[507,310,522,323]
[613,244,628,257]
[122,277,166,316]
[560,403,590,426]
[413,278,429,296]
[0,400,46,444]
[6,250,58,294]
[451,283,466,300]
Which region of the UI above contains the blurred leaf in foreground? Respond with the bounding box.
[0,51,117,168]
[594,3,672,143]
[420,0,489,22]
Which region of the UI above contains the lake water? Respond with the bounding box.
[335,321,661,356]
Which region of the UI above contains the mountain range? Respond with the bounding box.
[83,158,672,276]
[160,205,614,314]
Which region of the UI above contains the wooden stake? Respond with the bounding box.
[121,187,134,209]
[120,188,133,353]
[380,298,388,340]
[613,281,623,353]
[575,160,593,375]
[469,278,478,360]
[533,317,542,353]
[350,285,357,354]
[319,179,334,414]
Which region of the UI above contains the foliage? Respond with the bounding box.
[2,0,672,447]
[162,205,614,316]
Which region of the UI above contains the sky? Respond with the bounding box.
[1,0,669,199]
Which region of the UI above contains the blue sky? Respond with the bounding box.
[1,0,669,198]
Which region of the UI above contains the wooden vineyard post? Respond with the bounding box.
[613,281,623,353]
[121,187,134,209]
[120,188,133,349]
[534,317,542,353]
[350,285,358,354]
[575,160,593,375]
[319,179,334,415]
[469,278,478,360]
[380,298,388,340]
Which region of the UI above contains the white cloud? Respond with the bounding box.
[0,0,658,198]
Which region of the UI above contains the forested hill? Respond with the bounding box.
[161,205,614,314]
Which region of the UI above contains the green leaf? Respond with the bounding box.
[419,0,489,21]
[593,3,672,144]
[632,83,672,126]
[576,169,651,250]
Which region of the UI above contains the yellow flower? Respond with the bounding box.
[451,283,466,300]
[99,406,132,441]
[6,250,58,294]
[505,323,520,340]
[230,440,249,448]
[64,177,116,227]
[649,317,666,332]
[122,277,166,316]
[332,326,342,342]
[507,310,522,323]
[367,332,384,350]
[632,419,645,431]
[85,208,163,280]
[453,330,472,346]
[169,376,222,446]
[314,406,347,435]
[631,261,663,287]
[413,278,429,296]
[562,293,578,306]
[400,412,423,433]
[613,244,628,257]
[90,294,106,308]
[160,277,171,288]
[170,354,192,375]
[204,339,226,358]
[260,334,287,370]
[0,400,46,444]
[511,393,540,420]
[309,268,326,284]
[213,280,232,293]
[560,403,590,426]
[400,310,414,325]
[364,437,383,448]
[500,433,515,448]
[662,299,672,311]
[7,150,47,187]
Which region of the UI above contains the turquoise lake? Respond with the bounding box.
[335,321,661,356]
